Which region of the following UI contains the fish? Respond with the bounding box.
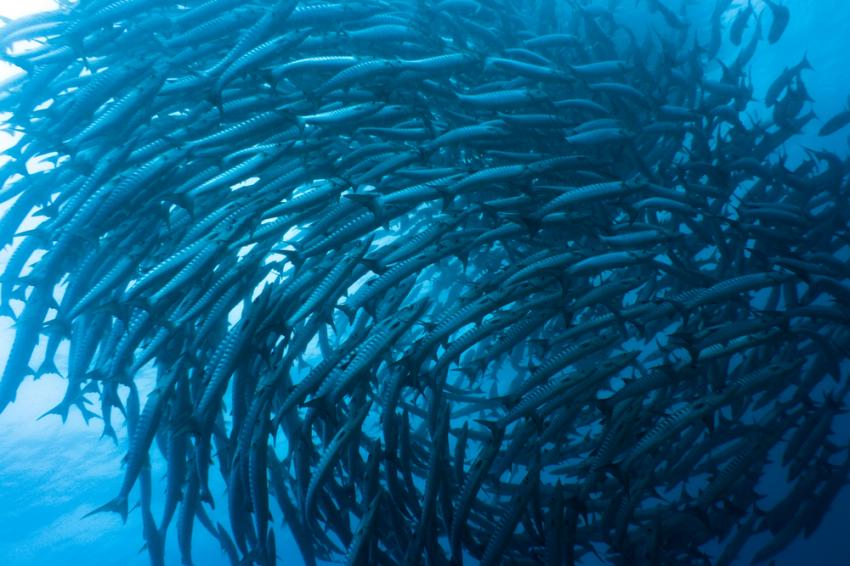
[764,0,790,44]
[0,0,848,565]
[819,95,850,136]
[729,1,754,46]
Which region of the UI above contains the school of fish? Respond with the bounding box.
[1,0,849,564]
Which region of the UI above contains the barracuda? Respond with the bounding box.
[0,1,847,565]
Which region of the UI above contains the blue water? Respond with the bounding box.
[1,1,849,565]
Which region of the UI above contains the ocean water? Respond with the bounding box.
[0,1,849,565]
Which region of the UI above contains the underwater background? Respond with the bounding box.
[1,1,849,565]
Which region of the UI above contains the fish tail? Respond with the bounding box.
[83,494,129,523]
[101,423,118,445]
[38,401,70,423]
[35,357,61,379]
